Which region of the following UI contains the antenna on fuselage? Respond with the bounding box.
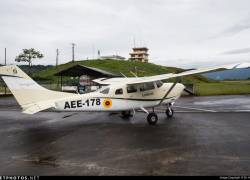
[120,72,127,78]
[130,71,138,78]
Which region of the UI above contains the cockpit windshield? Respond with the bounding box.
[95,86,110,93]
[100,87,110,94]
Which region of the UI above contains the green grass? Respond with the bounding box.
[35,59,181,78]
[194,80,250,96]
[0,86,11,94]
[33,59,212,84]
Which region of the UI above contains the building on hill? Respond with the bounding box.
[129,47,149,63]
[100,55,126,60]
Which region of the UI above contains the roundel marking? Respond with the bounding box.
[103,98,112,109]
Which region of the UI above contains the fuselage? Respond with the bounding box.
[54,82,185,112]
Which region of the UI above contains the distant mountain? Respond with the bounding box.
[203,68,250,80]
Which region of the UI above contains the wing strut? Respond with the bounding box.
[158,78,181,106]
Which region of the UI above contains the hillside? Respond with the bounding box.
[0,64,52,74]
[33,59,213,83]
[203,68,250,80]
[19,65,53,74]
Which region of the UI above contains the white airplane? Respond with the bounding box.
[0,63,249,125]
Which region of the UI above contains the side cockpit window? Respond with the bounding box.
[140,82,155,92]
[156,81,163,88]
[115,88,123,95]
[100,88,110,94]
[127,85,137,93]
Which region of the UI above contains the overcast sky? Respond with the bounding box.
[0,0,250,68]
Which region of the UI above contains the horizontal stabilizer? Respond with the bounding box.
[22,100,56,114]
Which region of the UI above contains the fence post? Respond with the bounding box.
[4,48,7,95]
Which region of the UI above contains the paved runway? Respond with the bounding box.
[0,95,250,175]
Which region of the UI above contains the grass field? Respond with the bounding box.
[194,80,250,96]
[0,86,11,94]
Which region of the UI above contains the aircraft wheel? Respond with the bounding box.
[121,111,132,118]
[166,108,174,118]
[147,113,158,125]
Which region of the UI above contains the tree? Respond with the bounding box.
[15,48,44,73]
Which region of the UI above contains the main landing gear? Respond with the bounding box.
[147,112,158,125]
[121,110,132,118]
[145,103,174,126]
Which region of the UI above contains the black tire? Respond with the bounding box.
[147,113,158,125]
[166,108,174,118]
[121,111,132,118]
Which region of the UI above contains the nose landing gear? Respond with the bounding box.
[166,103,174,118]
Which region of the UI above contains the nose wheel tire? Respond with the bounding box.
[166,108,174,118]
[147,113,158,125]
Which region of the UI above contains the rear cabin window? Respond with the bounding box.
[156,81,163,88]
[100,88,110,94]
[127,85,137,93]
[140,82,155,92]
[115,88,123,95]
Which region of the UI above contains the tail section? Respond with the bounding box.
[0,65,77,114]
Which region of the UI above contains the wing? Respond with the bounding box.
[125,62,250,85]
[93,62,250,85]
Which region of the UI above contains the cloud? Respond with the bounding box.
[0,0,250,68]
[207,16,250,40]
[223,18,250,35]
[222,48,250,55]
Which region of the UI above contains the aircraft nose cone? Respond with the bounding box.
[177,83,185,90]
[177,83,185,94]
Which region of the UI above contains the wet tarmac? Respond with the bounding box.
[0,95,250,175]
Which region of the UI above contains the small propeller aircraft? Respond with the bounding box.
[0,63,249,125]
